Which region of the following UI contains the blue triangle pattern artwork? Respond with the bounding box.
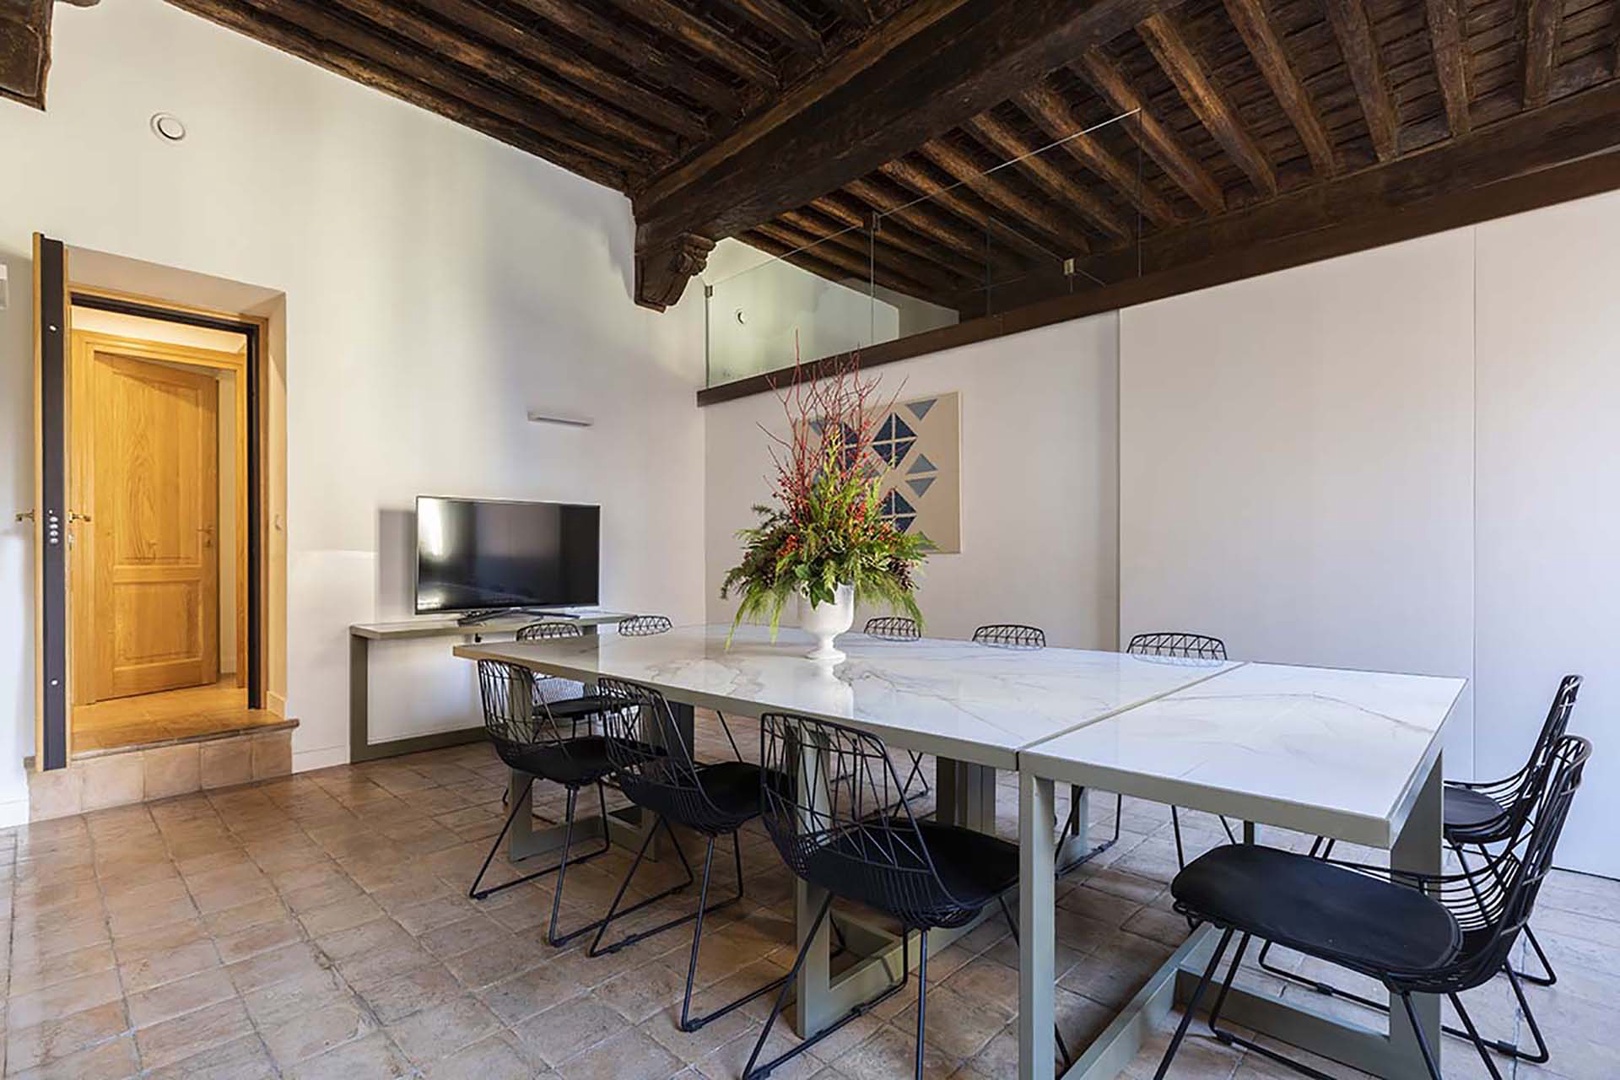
[881,489,917,533]
[873,411,917,466]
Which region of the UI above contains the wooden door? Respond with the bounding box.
[90,353,220,699]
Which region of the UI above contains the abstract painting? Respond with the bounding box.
[871,392,961,553]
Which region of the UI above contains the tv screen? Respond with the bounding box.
[415,497,600,614]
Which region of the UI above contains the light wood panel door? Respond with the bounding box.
[91,353,219,699]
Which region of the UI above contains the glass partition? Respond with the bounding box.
[704,104,1146,388]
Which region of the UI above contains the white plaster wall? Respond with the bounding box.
[1118,231,1478,776]
[0,0,706,808]
[705,315,1119,649]
[1474,192,1620,878]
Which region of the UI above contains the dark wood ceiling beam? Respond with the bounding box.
[1323,0,1400,161]
[605,0,778,86]
[702,86,1620,405]
[715,0,823,54]
[410,0,706,140]
[822,0,875,27]
[877,157,1064,263]
[1074,48,1227,214]
[811,194,989,281]
[917,139,1096,253]
[778,208,971,290]
[1523,0,1562,107]
[843,177,1011,268]
[507,0,742,116]
[635,0,1179,243]
[1422,0,1472,136]
[1016,83,1180,227]
[1136,11,1277,196]
[216,0,647,170]
[1221,0,1337,174]
[0,0,49,109]
[757,220,951,301]
[328,0,676,156]
[965,113,1135,241]
[165,0,629,188]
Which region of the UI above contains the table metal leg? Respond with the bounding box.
[1388,754,1444,1078]
[936,757,997,830]
[1019,772,1057,1080]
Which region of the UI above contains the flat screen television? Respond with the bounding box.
[415,496,600,615]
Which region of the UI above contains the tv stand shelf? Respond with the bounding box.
[348,611,631,762]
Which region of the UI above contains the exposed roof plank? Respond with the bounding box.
[822,0,875,27]
[1136,11,1278,196]
[1323,0,1400,160]
[1221,0,1338,173]
[635,0,1180,244]
[879,154,1071,262]
[328,0,676,156]
[811,193,990,280]
[963,113,1135,240]
[411,0,706,140]
[605,0,779,86]
[773,211,966,293]
[1424,0,1472,135]
[843,176,1016,268]
[164,0,629,188]
[1074,47,1228,214]
[918,138,1097,253]
[506,0,743,116]
[1016,82,1181,227]
[1523,0,1563,106]
[714,0,823,54]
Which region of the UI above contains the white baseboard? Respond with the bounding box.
[292,745,348,773]
[0,797,29,829]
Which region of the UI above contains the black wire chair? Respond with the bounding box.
[586,677,788,1034]
[743,712,1070,1080]
[1255,673,1583,1066]
[863,617,931,799]
[514,620,604,710]
[618,614,674,636]
[972,623,1047,648]
[467,660,627,947]
[1154,734,1592,1080]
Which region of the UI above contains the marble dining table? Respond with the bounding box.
[452,624,1465,1080]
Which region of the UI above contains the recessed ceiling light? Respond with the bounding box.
[150,113,186,141]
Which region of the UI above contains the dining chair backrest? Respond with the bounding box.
[864,616,920,641]
[596,677,722,828]
[1430,734,1591,992]
[619,614,674,636]
[972,624,1046,649]
[759,711,967,927]
[517,621,584,641]
[1476,674,1583,846]
[1126,632,1227,661]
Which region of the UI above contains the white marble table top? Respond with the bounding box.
[454,624,1240,769]
[1021,661,1467,847]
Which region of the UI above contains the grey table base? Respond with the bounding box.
[1023,758,1445,1080]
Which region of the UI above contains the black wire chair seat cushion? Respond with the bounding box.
[491,734,670,787]
[791,819,1020,931]
[1172,845,1462,982]
[1443,785,1512,836]
[616,757,793,835]
[538,693,618,719]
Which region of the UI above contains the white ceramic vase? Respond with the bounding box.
[798,583,855,662]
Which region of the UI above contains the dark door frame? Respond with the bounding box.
[35,279,268,771]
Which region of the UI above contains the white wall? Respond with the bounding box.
[1118,231,1479,775]
[704,238,899,385]
[0,0,706,807]
[1474,192,1620,876]
[706,314,1119,648]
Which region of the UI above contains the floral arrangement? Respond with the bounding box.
[721,352,929,640]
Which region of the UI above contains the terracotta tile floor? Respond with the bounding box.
[73,680,284,755]
[4,713,1615,1079]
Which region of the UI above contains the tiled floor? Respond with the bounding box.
[73,680,282,755]
[4,713,1616,1079]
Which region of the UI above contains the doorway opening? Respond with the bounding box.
[65,297,269,755]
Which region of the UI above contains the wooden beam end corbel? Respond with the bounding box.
[634,231,716,311]
[0,0,53,110]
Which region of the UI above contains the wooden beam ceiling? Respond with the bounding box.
[1,0,51,109]
[12,0,1606,358]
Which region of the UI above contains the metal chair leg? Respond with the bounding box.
[1170,804,1188,870]
[902,751,932,798]
[1449,992,1506,1080]
[584,815,699,957]
[914,928,929,1080]
[543,783,614,947]
[1197,935,1342,1080]
[469,775,608,901]
[591,819,743,959]
[1152,927,1233,1080]
[1055,786,1121,877]
[743,894,910,1080]
[678,834,789,1032]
